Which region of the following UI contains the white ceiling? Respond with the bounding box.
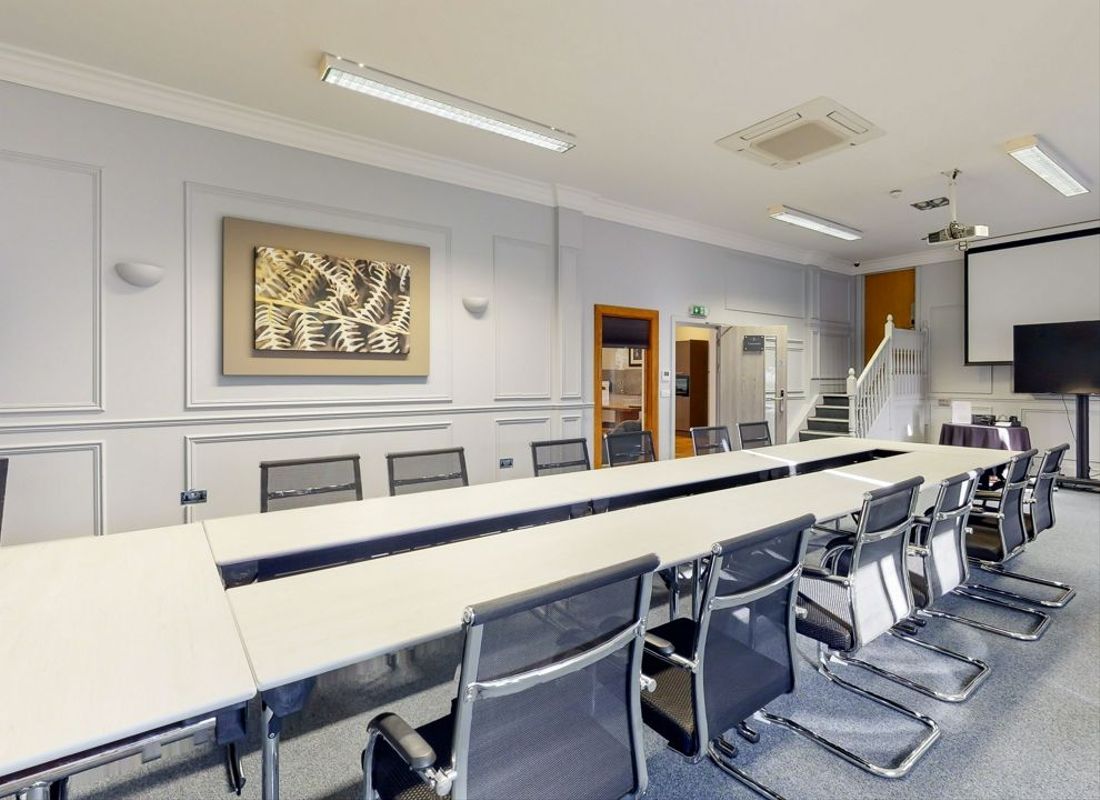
[2,0,1098,263]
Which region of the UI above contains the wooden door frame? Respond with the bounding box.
[593,304,660,466]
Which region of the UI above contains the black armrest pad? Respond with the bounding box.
[645,633,675,656]
[373,713,436,771]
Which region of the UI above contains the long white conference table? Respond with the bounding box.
[0,437,1017,800]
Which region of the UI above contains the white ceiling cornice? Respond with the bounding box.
[855,247,964,273]
[0,43,853,272]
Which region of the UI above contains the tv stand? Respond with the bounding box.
[1058,394,1099,493]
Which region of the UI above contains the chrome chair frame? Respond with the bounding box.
[361,557,658,800]
[529,437,591,477]
[259,454,363,513]
[969,445,1074,608]
[763,477,942,778]
[385,447,469,496]
[689,426,732,456]
[737,421,772,450]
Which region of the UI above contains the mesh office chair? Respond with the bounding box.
[361,554,660,800]
[968,444,1074,609]
[907,470,1050,642]
[762,477,941,778]
[689,426,732,456]
[530,438,591,477]
[640,515,814,800]
[603,430,655,467]
[737,421,772,450]
[962,449,1074,610]
[386,448,469,496]
[0,457,8,544]
[259,455,363,513]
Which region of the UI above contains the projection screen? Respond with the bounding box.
[965,227,1100,364]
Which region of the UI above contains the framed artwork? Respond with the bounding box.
[628,347,645,366]
[222,217,430,376]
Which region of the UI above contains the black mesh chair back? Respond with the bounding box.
[1028,444,1069,537]
[697,515,814,748]
[0,457,8,542]
[912,471,979,606]
[362,554,660,800]
[603,430,655,467]
[259,455,362,513]
[690,426,732,456]
[737,421,772,450]
[386,447,469,496]
[530,438,591,477]
[994,450,1037,555]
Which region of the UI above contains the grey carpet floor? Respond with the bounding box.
[68,490,1099,799]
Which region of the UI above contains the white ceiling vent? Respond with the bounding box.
[717,97,883,169]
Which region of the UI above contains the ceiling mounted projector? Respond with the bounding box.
[924,169,989,249]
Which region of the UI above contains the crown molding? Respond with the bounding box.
[855,247,963,273]
[1,43,851,273]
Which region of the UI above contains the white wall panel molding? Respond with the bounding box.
[0,149,103,415]
[0,441,104,540]
[557,245,583,400]
[492,416,551,481]
[184,181,454,410]
[0,45,853,275]
[491,236,555,401]
[0,400,594,436]
[183,420,452,521]
[559,413,583,439]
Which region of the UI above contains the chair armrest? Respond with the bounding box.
[810,524,850,537]
[908,545,930,558]
[640,674,657,693]
[370,713,436,771]
[970,510,1003,520]
[801,565,849,586]
[644,633,675,656]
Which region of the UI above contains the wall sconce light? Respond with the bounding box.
[115,262,165,288]
[462,296,489,316]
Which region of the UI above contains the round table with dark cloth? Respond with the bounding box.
[938,422,1032,451]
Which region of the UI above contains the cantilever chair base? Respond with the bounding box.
[708,739,787,800]
[967,561,1076,608]
[917,587,1052,641]
[837,629,990,703]
[756,648,940,779]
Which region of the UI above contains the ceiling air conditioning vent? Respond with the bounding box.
[717,97,884,169]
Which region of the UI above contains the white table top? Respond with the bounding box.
[204,450,778,567]
[227,470,872,690]
[0,525,256,778]
[827,449,1002,488]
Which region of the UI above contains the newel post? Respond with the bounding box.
[845,367,857,395]
[885,313,895,338]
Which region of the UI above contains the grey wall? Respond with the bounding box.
[0,79,855,543]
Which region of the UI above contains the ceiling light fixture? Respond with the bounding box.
[767,205,862,241]
[1004,135,1089,196]
[319,54,575,153]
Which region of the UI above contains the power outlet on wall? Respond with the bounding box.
[499,458,514,469]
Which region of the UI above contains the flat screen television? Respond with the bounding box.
[1013,320,1100,394]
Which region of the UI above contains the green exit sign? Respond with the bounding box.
[689,304,708,318]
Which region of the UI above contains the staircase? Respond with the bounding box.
[799,394,851,441]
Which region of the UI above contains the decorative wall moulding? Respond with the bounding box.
[115,261,164,287]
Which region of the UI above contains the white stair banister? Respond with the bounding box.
[846,313,926,438]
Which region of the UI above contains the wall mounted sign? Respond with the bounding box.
[742,335,765,352]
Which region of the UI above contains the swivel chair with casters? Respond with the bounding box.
[906,469,1050,643]
[640,515,815,800]
[360,554,660,800]
[689,426,732,456]
[737,421,772,450]
[766,477,942,778]
[530,438,591,477]
[259,454,363,513]
[970,444,1074,609]
[386,448,469,496]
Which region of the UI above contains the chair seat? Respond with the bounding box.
[641,650,696,755]
[965,523,1006,562]
[796,578,854,652]
[372,716,454,800]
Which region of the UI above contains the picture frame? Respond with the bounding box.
[628,347,645,366]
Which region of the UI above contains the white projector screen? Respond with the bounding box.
[966,228,1100,364]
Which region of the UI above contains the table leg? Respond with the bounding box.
[262,703,280,800]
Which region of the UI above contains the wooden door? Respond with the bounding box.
[593,305,660,466]
[864,268,915,364]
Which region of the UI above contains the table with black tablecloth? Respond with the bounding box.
[939,422,1032,451]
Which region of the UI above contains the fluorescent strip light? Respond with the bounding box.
[768,205,862,240]
[319,54,575,153]
[1004,135,1089,196]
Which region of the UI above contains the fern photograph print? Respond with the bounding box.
[254,246,412,355]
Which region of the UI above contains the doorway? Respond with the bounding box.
[594,305,659,467]
[864,268,915,364]
[674,323,717,458]
[718,325,789,446]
